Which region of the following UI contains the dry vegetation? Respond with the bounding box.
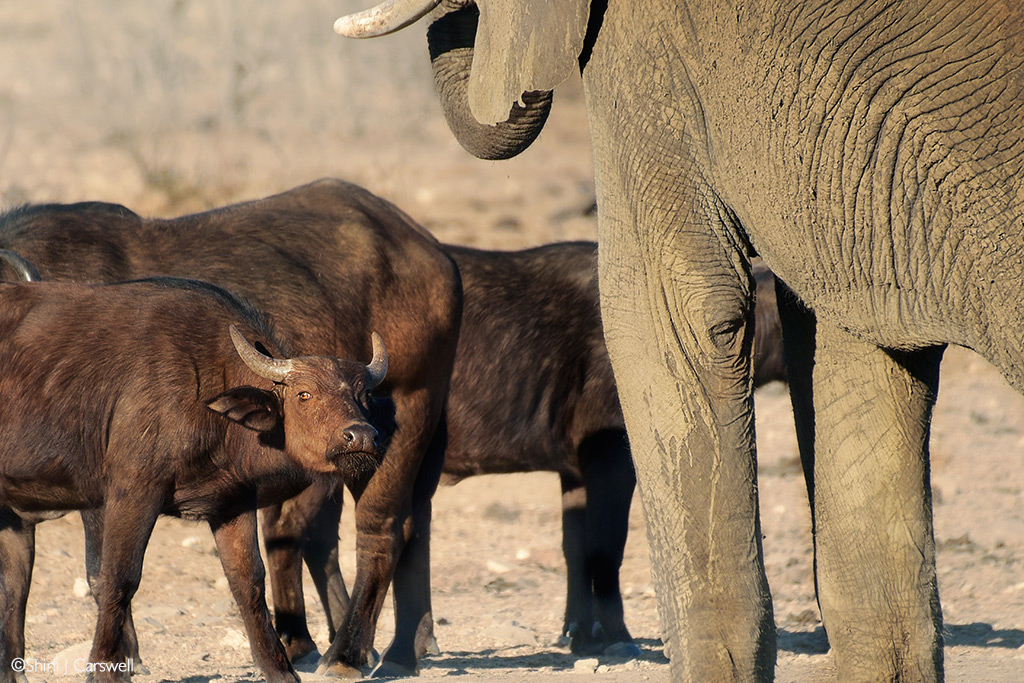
[2,3,1023,681]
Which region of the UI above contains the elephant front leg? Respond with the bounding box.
[812,324,944,680]
[595,197,775,680]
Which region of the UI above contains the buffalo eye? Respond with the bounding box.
[298,391,312,402]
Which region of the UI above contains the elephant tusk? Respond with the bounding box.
[334,0,442,38]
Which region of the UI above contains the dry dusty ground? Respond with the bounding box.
[3,3,1024,682]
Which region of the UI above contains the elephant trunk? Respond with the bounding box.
[427,4,551,161]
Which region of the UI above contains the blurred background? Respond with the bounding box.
[0,0,597,246]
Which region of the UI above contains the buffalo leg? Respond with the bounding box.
[301,486,349,642]
[211,509,299,683]
[558,471,593,649]
[81,509,146,673]
[376,414,447,676]
[579,429,636,652]
[0,509,34,683]
[317,400,446,678]
[88,495,160,683]
[262,480,345,660]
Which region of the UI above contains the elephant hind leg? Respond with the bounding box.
[812,323,944,680]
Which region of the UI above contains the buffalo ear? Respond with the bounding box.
[206,387,282,432]
[469,0,590,125]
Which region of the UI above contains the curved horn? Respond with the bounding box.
[366,332,388,388]
[0,249,42,282]
[229,325,294,383]
[334,0,441,38]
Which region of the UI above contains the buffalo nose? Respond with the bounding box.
[342,423,379,453]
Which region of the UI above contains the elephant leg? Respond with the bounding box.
[579,429,636,651]
[261,484,336,661]
[593,179,774,679]
[557,470,593,650]
[81,509,146,673]
[812,323,944,680]
[0,509,34,683]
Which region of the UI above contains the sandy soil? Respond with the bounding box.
[3,3,1024,681]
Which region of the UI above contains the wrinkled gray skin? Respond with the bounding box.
[348,0,1024,680]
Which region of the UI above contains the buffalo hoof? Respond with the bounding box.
[283,635,318,661]
[603,641,643,659]
[370,660,418,679]
[422,636,440,657]
[314,660,365,679]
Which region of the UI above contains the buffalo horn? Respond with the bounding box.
[366,332,388,388]
[334,0,441,38]
[229,325,294,383]
[0,249,42,282]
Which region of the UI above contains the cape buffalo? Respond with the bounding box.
[0,250,388,683]
[0,179,462,677]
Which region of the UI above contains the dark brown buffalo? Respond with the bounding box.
[0,251,388,683]
[279,242,787,659]
[0,179,462,678]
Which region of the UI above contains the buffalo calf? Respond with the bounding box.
[0,251,388,683]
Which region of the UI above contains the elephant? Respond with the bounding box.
[334,0,1024,681]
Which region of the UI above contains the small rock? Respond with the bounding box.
[182,535,205,551]
[214,575,230,591]
[486,560,512,574]
[515,548,531,561]
[72,577,91,598]
[220,629,249,650]
[573,658,599,673]
[51,641,93,674]
[596,665,610,673]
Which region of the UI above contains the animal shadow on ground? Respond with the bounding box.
[414,637,669,674]
[776,622,1024,656]
[944,623,1024,649]
[777,628,829,655]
